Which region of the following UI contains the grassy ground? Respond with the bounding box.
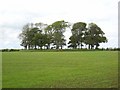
[2,51,118,88]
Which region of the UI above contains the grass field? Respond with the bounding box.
[2,51,118,88]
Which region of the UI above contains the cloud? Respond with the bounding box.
[0,0,119,49]
[0,27,22,49]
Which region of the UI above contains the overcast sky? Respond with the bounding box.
[0,0,119,49]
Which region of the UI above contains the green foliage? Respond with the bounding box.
[68,22,87,49]
[84,23,108,49]
[19,21,107,50]
[51,20,69,49]
[68,35,78,49]
[19,23,48,49]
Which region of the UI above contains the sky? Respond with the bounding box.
[0,0,119,49]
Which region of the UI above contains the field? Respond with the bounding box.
[2,51,118,88]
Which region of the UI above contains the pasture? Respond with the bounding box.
[2,51,118,88]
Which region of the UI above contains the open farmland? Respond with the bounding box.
[2,51,118,88]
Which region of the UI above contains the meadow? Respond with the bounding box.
[2,51,118,88]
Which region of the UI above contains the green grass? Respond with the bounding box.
[2,51,118,88]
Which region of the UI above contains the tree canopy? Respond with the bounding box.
[19,20,107,50]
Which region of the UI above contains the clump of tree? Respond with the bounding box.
[84,23,107,49]
[19,23,47,49]
[19,20,69,50]
[68,22,87,49]
[19,20,107,50]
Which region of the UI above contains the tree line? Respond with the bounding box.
[19,20,108,50]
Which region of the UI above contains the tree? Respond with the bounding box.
[44,25,54,49]
[68,35,78,49]
[68,22,87,49]
[19,22,48,50]
[84,23,108,49]
[33,33,47,49]
[35,22,48,33]
[19,23,31,49]
[51,20,69,49]
[19,21,107,50]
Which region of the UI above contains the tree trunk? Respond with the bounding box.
[28,44,30,50]
[46,46,49,49]
[61,45,62,49]
[24,45,27,49]
[40,46,42,50]
[80,44,83,49]
[91,45,93,49]
[47,44,50,49]
[95,44,99,49]
[34,45,37,49]
[91,45,94,49]
[88,45,90,49]
[56,44,59,49]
